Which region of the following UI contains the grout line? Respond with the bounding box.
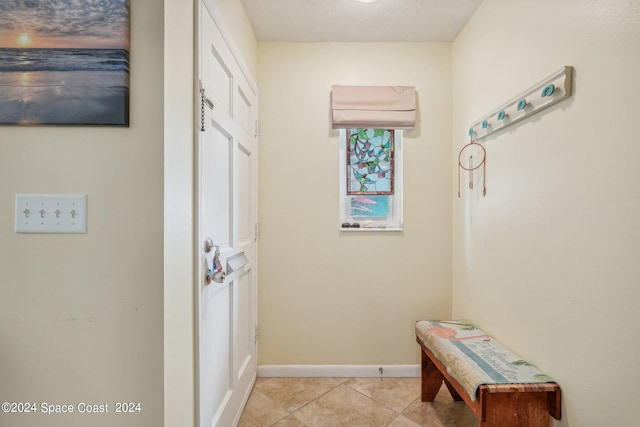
[347,377,423,415]
[247,388,291,426]
[266,377,346,424]
[399,396,421,416]
[292,377,344,412]
[349,385,402,416]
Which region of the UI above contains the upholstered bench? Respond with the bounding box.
[415,320,561,427]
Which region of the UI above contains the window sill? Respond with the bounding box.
[340,227,403,232]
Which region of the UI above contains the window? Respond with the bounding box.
[339,128,403,230]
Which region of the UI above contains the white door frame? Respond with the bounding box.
[164,0,197,425]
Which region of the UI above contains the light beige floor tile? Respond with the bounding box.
[292,384,398,427]
[255,377,341,412]
[271,414,308,426]
[345,377,420,412]
[242,378,480,427]
[238,388,289,427]
[254,377,269,386]
[401,388,477,427]
[387,414,423,427]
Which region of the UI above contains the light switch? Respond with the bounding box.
[15,194,87,234]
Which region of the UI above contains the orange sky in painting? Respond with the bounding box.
[0,0,129,49]
[0,32,128,49]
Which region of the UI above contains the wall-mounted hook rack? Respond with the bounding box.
[468,66,573,141]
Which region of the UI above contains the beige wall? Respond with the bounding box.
[452,1,640,426]
[257,42,452,365]
[0,1,164,427]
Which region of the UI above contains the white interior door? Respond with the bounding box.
[197,2,258,426]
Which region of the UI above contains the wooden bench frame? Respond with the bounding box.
[417,337,561,427]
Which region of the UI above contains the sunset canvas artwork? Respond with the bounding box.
[0,0,130,125]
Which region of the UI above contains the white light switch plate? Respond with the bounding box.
[15,194,87,234]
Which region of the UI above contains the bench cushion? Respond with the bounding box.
[415,320,556,401]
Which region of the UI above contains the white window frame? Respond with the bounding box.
[339,128,403,231]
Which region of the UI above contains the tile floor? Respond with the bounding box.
[238,377,478,427]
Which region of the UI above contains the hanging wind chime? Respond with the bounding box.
[457,135,487,198]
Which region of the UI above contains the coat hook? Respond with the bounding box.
[517,99,528,111]
[541,84,555,97]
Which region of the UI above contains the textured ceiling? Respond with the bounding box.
[240,0,483,42]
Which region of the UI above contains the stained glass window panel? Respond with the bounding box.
[347,128,394,195]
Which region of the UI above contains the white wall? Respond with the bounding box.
[0,1,164,426]
[452,1,640,425]
[257,42,452,365]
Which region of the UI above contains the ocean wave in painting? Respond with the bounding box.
[0,48,129,73]
[0,48,129,124]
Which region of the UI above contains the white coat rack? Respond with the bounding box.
[468,66,574,140]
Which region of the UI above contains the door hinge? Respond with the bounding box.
[254,222,259,241]
[255,326,259,344]
[254,120,259,138]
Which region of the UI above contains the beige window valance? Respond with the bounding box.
[331,85,416,130]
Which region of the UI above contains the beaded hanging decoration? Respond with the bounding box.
[457,136,486,198]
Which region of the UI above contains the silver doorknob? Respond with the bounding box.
[204,238,214,253]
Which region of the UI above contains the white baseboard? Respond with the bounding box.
[257,364,420,378]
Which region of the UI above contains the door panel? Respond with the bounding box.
[201,125,232,249]
[235,268,253,380]
[200,6,234,115]
[198,2,258,427]
[199,284,231,426]
[236,87,251,132]
[205,46,232,115]
[237,144,251,245]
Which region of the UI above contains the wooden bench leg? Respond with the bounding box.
[443,378,464,401]
[421,347,444,401]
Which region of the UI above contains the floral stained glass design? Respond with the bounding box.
[346,129,394,195]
